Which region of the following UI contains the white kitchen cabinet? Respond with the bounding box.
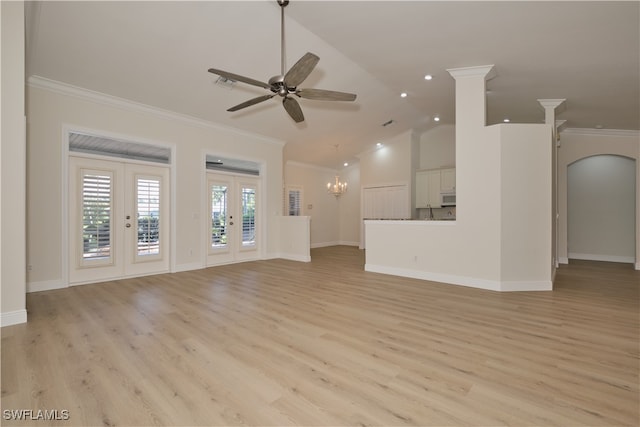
[415,168,455,208]
[441,168,456,192]
[415,170,430,208]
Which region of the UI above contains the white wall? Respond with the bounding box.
[1,1,27,326]
[284,162,339,247]
[568,155,636,263]
[557,129,639,268]
[338,164,360,246]
[276,216,311,262]
[359,130,413,187]
[499,124,553,282]
[26,79,284,290]
[419,124,456,170]
[284,161,359,247]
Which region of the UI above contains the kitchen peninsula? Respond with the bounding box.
[364,65,554,292]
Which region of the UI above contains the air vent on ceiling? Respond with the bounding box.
[215,76,236,89]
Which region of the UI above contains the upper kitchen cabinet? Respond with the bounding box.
[441,168,456,193]
[415,168,456,208]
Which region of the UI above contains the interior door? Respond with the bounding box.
[207,173,259,265]
[69,156,170,284]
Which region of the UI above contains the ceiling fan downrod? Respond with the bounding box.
[278,0,289,77]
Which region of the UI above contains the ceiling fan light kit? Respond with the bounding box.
[208,0,356,123]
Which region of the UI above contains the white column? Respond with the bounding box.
[1,0,27,326]
[537,99,566,270]
[538,99,566,142]
[448,65,496,129]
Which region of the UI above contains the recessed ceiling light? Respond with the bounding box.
[503,118,510,123]
[343,162,349,167]
[376,142,383,147]
[434,116,440,122]
[400,92,408,98]
[424,74,433,80]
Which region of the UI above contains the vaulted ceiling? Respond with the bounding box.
[26,1,639,169]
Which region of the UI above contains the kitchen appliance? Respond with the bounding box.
[440,191,456,207]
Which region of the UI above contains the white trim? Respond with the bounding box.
[500,280,553,292]
[27,279,66,293]
[635,262,639,271]
[447,64,497,80]
[569,253,636,264]
[1,310,28,327]
[560,128,640,137]
[310,241,360,249]
[364,264,552,292]
[173,262,204,273]
[276,253,311,263]
[366,263,501,291]
[311,241,341,249]
[558,257,569,264]
[28,76,285,147]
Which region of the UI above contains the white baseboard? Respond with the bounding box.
[173,262,203,273]
[568,253,635,264]
[1,309,27,327]
[27,279,66,293]
[311,241,360,249]
[558,257,569,264]
[364,264,552,292]
[636,262,639,271]
[310,241,340,249]
[500,280,553,292]
[277,253,311,262]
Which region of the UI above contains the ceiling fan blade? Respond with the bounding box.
[296,88,357,102]
[282,97,305,123]
[284,52,320,88]
[208,68,271,89]
[227,94,275,112]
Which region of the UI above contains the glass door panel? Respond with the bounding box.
[241,185,256,248]
[211,184,229,250]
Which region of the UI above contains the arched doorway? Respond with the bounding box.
[567,155,636,264]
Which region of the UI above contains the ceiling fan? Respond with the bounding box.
[207,0,357,123]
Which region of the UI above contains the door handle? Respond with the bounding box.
[126,223,131,228]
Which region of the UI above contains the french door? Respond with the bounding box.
[69,156,170,284]
[207,172,259,265]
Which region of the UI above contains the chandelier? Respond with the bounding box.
[327,144,347,197]
[327,175,347,197]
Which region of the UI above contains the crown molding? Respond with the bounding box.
[27,75,286,147]
[447,64,496,81]
[560,128,640,137]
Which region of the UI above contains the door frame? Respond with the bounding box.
[61,125,176,287]
[201,151,266,267]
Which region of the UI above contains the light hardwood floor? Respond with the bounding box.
[2,246,639,426]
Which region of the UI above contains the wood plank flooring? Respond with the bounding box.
[2,246,638,426]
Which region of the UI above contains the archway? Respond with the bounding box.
[567,155,636,264]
